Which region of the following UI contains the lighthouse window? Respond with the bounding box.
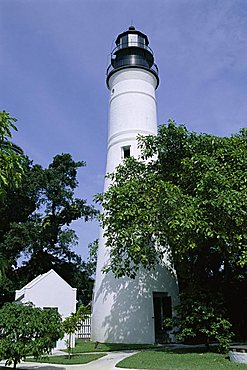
[128,34,138,47]
[122,145,131,159]
[138,36,145,47]
[120,35,128,48]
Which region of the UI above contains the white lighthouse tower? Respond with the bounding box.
[91,26,179,344]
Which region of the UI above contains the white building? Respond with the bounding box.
[91,26,179,344]
[15,269,77,349]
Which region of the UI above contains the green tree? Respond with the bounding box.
[0,153,98,305]
[170,292,233,352]
[0,111,26,201]
[96,120,247,342]
[0,111,27,281]
[97,121,247,276]
[62,305,90,359]
[86,239,99,277]
[0,303,63,368]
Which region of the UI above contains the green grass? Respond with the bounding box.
[26,353,106,365]
[116,348,247,369]
[64,339,160,353]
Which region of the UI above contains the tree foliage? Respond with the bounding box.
[0,111,27,280]
[0,149,98,305]
[62,305,90,358]
[169,292,233,352]
[0,111,26,200]
[97,120,247,276]
[0,303,63,368]
[96,120,247,341]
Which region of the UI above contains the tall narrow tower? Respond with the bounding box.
[91,27,179,344]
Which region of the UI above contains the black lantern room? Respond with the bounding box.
[106,26,159,87]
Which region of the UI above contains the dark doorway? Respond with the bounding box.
[153,292,172,343]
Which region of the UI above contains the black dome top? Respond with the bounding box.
[115,26,149,47]
[106,26,159,87]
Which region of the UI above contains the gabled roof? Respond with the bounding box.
[15,269,76,297]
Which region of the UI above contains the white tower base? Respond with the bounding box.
[92,232,179,343]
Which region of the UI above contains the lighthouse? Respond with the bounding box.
[91,26,179,344]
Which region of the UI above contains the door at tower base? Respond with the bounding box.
[153,292,172,343]
[91,258,179,344]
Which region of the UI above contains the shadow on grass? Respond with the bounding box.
[156,346,221,354]
[26,353,106,365]
[69,340,160,353]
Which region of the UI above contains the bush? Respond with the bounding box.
[171,295,233,353]
[0,303,64,368]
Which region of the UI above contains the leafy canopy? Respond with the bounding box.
[62,305,90,358]
[0,150,97,306]
[96,120,247,278]
[0,303,63,368]
[0,111,26,201]
[96,119,247,343]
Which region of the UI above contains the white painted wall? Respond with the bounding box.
[105,68,157,188]
[91,66,179,344]
[92,231,179,343]
[15,270,77,349]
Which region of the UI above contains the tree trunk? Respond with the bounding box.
[13,358,18,369]
[68,333,71,359]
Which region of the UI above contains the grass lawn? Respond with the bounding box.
[65,339,160,353]
[26,353,106,365]
[116,348,247,369]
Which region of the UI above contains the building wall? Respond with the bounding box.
[92,230,179,343]
[105,69,157,175]
[92,66,179,344]
[16,270,77,349]
[23,272,76,317]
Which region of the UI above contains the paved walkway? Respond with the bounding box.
[0,344,209,370]
[0,350,138,370]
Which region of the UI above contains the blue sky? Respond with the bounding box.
[1,0,246,260]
